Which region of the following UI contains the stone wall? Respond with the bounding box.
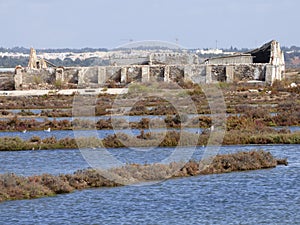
[108,53,199,66]
[203,40,285,85]
[63,68,79,84]
[12,63,276,90]
[150,53,199,65]
[232,64,266,81]
[0,72,14,90]
[14,68,56,89]
[206,55,253,65]
[126,66,142,82]
[198,64,267,83]
[169,65,185,82]
[78,67,99,88]
[184,65,206,83]
[6,40,286,90]
[109,57,149,66]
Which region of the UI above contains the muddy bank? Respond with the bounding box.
[0,150,287,202]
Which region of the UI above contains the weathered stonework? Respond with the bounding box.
[203,40,285,85]
[142,66,150,83]
[0,72,15,90]
[184,65,206,83]
[9,40,285,90]
[150,53,199,65]
[28,48,48,69]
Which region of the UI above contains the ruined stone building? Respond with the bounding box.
[28,48,48,70]
[203,40,285,83]
[11,40,285,90]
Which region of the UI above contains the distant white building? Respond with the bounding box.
[196,49,223,55]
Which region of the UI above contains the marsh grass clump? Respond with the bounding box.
[0,170,120,202]
[0,129,299,151]
[102,131,199,148]
[0,102,299,132]
[199,150,277,174]
[0,137,30,151]
[0,150,286,202]
[0,173,54,201]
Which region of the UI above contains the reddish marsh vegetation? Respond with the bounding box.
[0,150,287,202]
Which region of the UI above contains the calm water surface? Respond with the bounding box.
[0,128,203,140]
[0,144,299,224]
[0,127,299,141]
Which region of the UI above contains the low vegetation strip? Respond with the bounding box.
[0,107,300,132]
[0,130,299,151]
[0,150,287,202]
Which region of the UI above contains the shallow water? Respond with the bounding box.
[0,127,203,140]
[0,112,280,121]
[0,144,299,224]
[0,125,299,142]
[0,68,14,72]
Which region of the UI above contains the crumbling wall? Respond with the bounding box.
[127,66,142,82]
[184,65,206,83]
[204,40,285,84]
[63,68,79,84]
[233,64,266,81]
[11,63,273,90]
[106,66,121,82]
[0,72,14,90]
[18,68,55,89]
[10,40,286,90]
[78,67,99,86]
[150,66,165,81]
[206,55,253,65]
[109,57,149,66]
[169,66,185,82]
[211,66,226,82]
[150,53,198,65]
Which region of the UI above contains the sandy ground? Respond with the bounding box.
[0,88,128,96]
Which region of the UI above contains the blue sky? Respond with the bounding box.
[0,0,299,49]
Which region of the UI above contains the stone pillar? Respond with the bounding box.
[121,67,127,83]
[265,65,275,85]
[184,65,192,82]
[142,66,150,83]
[206,65,213,84]
[149,54,153,66]
[164,66,170,82]
[225,65,234,83]
[78,68,86,87]
[55,68,64,82]
[275,66,281,80]
[14,68,23,90]
[98,67,106,85]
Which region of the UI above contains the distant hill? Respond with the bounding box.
[0,47,108,54]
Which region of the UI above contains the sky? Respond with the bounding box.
[0,0,299,49]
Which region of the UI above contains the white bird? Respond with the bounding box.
[22,129,27,133]
[44,128,51,132]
